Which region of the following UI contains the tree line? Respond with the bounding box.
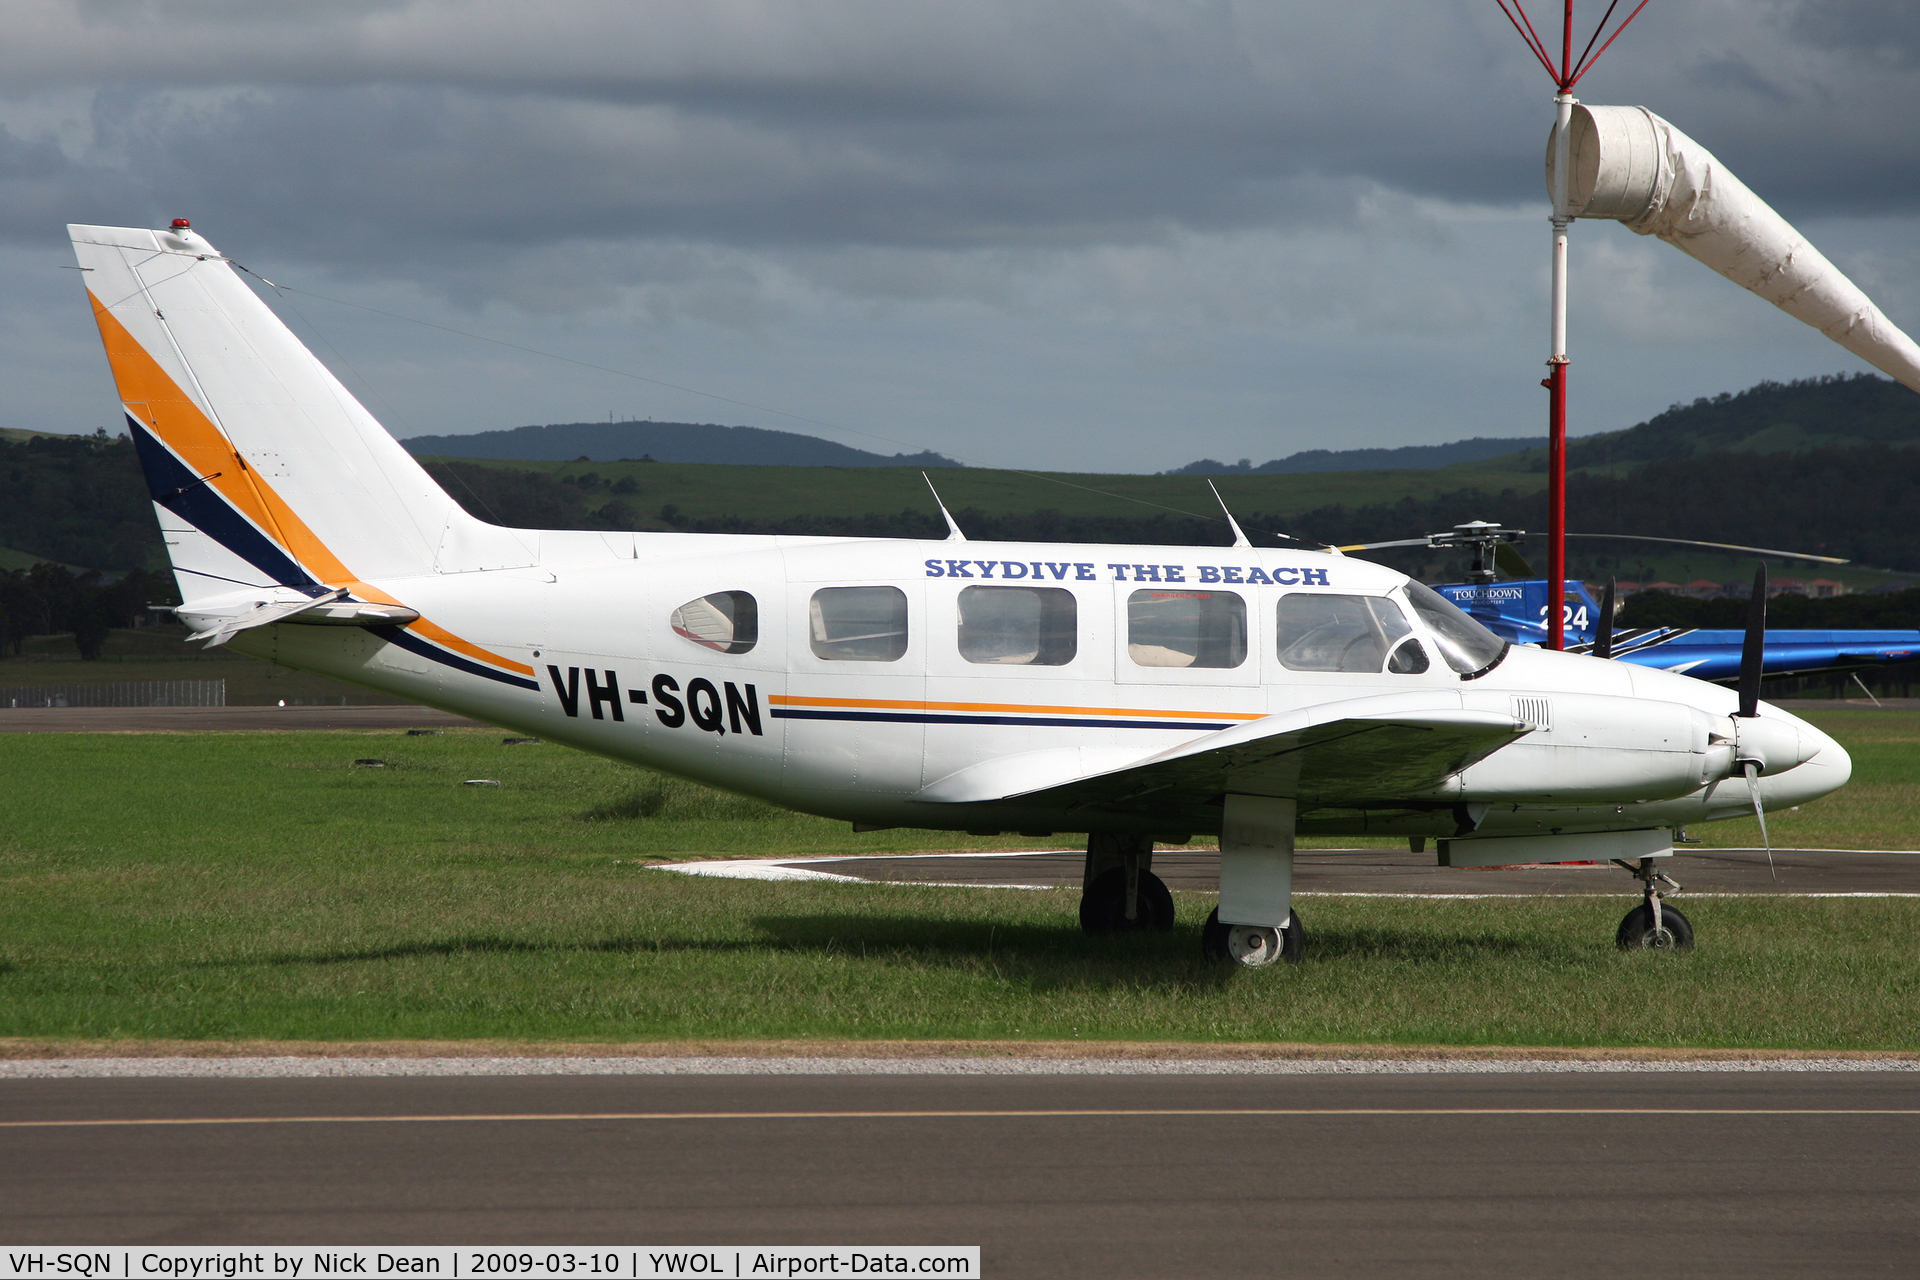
[0,564,179,659]
[7,428,1919,654]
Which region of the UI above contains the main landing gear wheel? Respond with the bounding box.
[1616,902,1694,951]
[1079,867,1175,933]
[1202,908,1304,966]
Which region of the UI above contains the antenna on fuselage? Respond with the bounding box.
[1207,480,1252,549]
[923,472,967,541]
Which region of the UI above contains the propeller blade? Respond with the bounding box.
[1595,577,1615,659]
[1563,533,1847,565]
[1738,564,1767,718]
[1493,542,1535,578]
[1743,759,1778,883]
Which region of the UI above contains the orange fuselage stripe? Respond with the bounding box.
[88,291,532,677]
[770,694,1262,720]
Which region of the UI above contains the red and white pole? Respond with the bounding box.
[1545,88,1574,650]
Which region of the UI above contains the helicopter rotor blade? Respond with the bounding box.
[1334,538,1436,552]
[1564,533,1847,565]
[1493,543,1535,578]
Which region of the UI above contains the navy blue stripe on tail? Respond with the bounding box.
[365,625,541,691]
[130,417,317,589]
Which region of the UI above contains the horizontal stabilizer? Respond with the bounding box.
[180,587,420,647]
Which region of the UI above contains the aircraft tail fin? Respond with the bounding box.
[68,221,533,604]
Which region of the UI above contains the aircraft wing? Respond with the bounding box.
[912,691,1528,830]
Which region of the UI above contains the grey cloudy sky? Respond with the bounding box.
[6,0,1920,472]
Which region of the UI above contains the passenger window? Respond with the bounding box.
[670,591,758,654]
[1275,594,1421,673]
[1127,589,1246,669]
[958,586,1077,666]
[809,586,909,661]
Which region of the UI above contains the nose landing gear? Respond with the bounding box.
[1613,856,1693,951]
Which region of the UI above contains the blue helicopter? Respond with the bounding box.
[1343,521,1920,685]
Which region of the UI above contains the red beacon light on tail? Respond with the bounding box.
[170,218,191,229]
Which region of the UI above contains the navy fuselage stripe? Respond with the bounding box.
[771,708,1231,730]
[366,625,541,691]
[128,418,318,590]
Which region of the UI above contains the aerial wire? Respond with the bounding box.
[243,272,517,532]
[226,263,1326,549]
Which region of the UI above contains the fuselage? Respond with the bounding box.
[224,530,1852,840]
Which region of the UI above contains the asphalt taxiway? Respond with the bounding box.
[3,1069,1917,1275]
[671,845,1920,896]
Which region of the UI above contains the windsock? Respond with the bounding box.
[1550,104,1920,394]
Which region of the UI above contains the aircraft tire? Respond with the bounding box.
[1615,902,1694,951]
[1079,867,1175,933]
[1202,907,1304,965]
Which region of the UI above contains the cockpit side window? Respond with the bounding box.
[670,591,758,654]
[1128,589,1246,669]
[1274,593,1419,673]
[809,586,909,662]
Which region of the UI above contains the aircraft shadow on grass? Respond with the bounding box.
[228,916,1583,975]
[749,914,1576,974]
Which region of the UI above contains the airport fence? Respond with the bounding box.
[0,679,227,708]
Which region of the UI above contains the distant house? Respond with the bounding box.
[1682,579,1724,599]
[1643,581,1683,596]
[1808,578,1848,598]
[1769,577,1806,598]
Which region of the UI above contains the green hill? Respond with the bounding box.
[7,373,1919,579]
[402,418,959,468]
[1456,373,1920,477]
[0,426,76,445]
[421,455,1543,536]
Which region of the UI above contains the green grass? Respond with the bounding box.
[0,717,1915,1049]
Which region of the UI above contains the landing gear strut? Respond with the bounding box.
[1613,856,1694,951]
[1079,833,1174,933]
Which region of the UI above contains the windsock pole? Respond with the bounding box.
[1496,0,1654,649]
[1545,88,1574,650]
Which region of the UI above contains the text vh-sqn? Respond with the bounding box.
[69,220,1851,965]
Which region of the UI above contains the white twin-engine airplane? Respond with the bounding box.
[69,219,1851,964]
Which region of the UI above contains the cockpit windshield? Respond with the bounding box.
[1402,581,1509,677]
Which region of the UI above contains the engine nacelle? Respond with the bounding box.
[1732,714,1819,776]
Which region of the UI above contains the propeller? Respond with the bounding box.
[1738,564,1766,719]
[1594,577,1615,659]
[1734,564,1777,882]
